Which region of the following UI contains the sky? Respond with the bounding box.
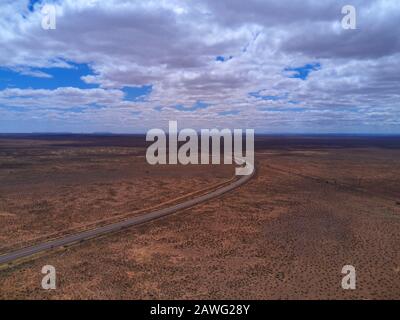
[0,0,399,134]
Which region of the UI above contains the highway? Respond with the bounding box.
[0,160,254,266]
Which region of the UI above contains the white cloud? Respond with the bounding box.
[0,0,399,133]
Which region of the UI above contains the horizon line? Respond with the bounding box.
[1,132,400,137]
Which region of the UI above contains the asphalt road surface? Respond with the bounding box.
[0,160,254,266]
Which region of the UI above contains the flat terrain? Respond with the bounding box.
[0,136,234,252]
[0,135,399,299]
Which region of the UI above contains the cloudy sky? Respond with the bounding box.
[0,0,399,133]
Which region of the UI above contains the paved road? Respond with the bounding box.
[0,160,254,266]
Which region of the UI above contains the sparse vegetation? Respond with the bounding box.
[0,136,399,299]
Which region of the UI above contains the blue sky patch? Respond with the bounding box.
[123,85,152,102]
[174,101,210,112]
[28,0,41,12]
[284,62,321,80]
[0,62,98,90]
[216,55,233,62]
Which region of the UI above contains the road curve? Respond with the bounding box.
[0,160,255,266]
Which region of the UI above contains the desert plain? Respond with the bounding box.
[0,134,399,299]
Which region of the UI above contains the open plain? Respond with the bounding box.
[0,135,399,299]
